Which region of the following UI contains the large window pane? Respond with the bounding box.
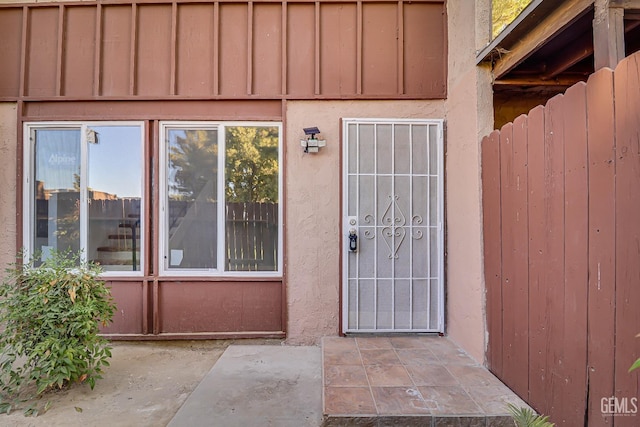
[167,129,218,269]
[33,129,81,260]
[88,126,142,271]
[225,126,278,271]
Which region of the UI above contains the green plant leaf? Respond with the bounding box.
[0,249,115,414]
[629,358,640,373]
[507,403,555,427]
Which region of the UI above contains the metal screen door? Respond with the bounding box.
[342,119,444,333]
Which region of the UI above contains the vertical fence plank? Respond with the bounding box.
[483,50,640,424]
[527,104,548,414]
[586,67,616,427]
[501,115,530,399]
[560,82,589,424]
[541,94,567,423]
[613,53,640,427]
[482,130,502,377]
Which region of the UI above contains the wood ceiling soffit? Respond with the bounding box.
[610,0,640,8]
[491,0,594,80]
[541,32,593,80]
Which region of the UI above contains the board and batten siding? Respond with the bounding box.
[0,0,447,101]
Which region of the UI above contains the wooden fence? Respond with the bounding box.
[482,51,640,426]
[226,202,278,271]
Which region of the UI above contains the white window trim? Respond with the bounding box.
[23,121,146,277]
[159,121,283,277]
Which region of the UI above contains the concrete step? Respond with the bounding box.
[322,336,531,426]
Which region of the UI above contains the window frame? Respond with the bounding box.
[22,121,146,277]
[159,121,283,277]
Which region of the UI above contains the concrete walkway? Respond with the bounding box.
[168,345,323,427]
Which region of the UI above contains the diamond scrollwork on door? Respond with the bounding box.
[380,195,406,259]
[360,195,424,259]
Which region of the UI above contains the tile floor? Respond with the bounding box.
[322,336,530,426]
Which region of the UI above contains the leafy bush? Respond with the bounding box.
[0,250,116,415]
[507,403,555,427]
[629,333,640,373]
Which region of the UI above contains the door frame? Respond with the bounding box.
[340,118,445,334]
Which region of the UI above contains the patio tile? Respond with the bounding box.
[464,385,529,415]
[370,387,431,415]
[433,415,487,426]
[324,387,377,415]
[356,337,394,349]
[405,364,458,386]
[365,364,414,387]
[445,365,503,387]
[322,336,529,425]
[377,415,433,426]
[430,345,477,366]
[418,386,484,415]
[396,348,441,366]
[324,364,369,387]
[323,336,358,351]
[485,416,518,427]
[389,336,429,349]
[322,416,379,426]
[360,349,402,365]
[324,348,363,365]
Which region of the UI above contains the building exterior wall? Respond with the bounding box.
[442,0,493,362]
[284,100,446,345]
[0,0,496,357]
[0,103,17,270]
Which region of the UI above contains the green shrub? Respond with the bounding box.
[629,333,640,373]
[0,250,116,415]
[507,403,555,427]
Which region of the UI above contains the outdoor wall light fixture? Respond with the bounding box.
[86,127,99,144]
[301,127,326,153]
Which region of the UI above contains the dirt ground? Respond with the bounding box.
[2,339,281,427]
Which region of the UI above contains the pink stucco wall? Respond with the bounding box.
[0,2,495,358]
[0,103,17,271]
[284,101,446,345]
[443,0,492,363]
[284,1,494,364]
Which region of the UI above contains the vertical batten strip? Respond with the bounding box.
[314,1,320,95]
[281,1,287,95]
[397,1,404,95]
[356,0,362,94]
[56,5,64,96]
[170,2,178,95]
[129,3,138,96]
[19,6,28,97]
[93,4,103,96]
[213,2,219,95]
[247,1,254,95]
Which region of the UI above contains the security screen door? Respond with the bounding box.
[342,119,444,333]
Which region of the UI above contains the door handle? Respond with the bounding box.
[348,228,358,252]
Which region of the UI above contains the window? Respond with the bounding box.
[24,122,145,274]
[160,122,282,275]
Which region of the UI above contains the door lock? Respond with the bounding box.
[348,228,358,252]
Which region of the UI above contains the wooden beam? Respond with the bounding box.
[593,0,625,70]
[492,0,593,79]
[610,0,640,7]
[542,33,593,79]
[493,76,586,87]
